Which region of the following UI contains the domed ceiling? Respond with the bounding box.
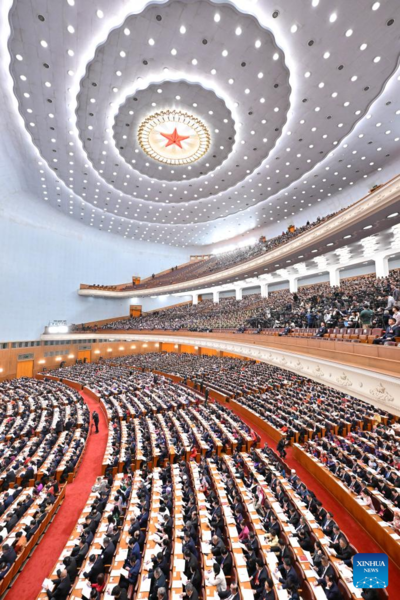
[5,0,400,246]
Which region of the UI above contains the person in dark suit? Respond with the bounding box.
[183,582,198,600]
[372,318,400,344]
[188,564,201,592]
[46,569,71,600]
[62,556,77,582]
[83,554,104,583]
[316,556,335,586]
[334,538,354,564]
[150,567,166,600]
[251,559,268,599]
[324,575,343,600]
[219,583,239,600]
[278,559,300,590]
[219,548,233,576]
[92,411,99,433]
[261,579,275,600]
[184,549,199,578]
[314,323,328,338]
[101,536,115,565]
[111,585,128,600]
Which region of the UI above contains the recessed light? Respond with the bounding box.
[272,52,279,60]
[120,50,126,58]
[388,212,398,218]
[124,28,130,35]
[214,13,221,22]
[67,25,75,33]
[148,38,155,46]
[222,49,228,57]
[291,24,298,33]
[360,43,368,50]
[16,54,23,61]
[235,27,242,35]
[67,49,74,56]
[192,58,198,65]
[96,9,104,18]
[372,2,380,10]
[345,29,353,37]
[312,0,320,6]
[323,51,330,59]
[373,56,381,63]
[180,25,186,34]
[304,71,311,78]
[40,40,48,48]
[171,48,177,55]
[363,225,372,229]
[255,40,262,49]
[329,13,337,23]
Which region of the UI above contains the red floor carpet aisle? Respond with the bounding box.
[9,392,108,600]
[232,405,400,597]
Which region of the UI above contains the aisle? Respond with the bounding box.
[10,391,108,600]
[231,406,400,597]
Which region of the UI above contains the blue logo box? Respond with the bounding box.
[353,553,388,589]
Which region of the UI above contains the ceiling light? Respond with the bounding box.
[360,43,368,50]
[323,51,330,59]
[363,225,372,230]
[351,75,358,81]
[120,50,126,58]
[180,25,186,34]
[373,56,381,63]
[345,29,353,37]
[329,13,337,23]
[67,0,75,5]
[171,48,177,55]
[255,40,262,48]
[67,25,75,33]
[291,24,298,33]
[388,212,399,218]
[96,9,104,18]
[312,0,320,6]
[148,38,155,45]
[124,28,130,35]
[228,78,234,84]
[235,27,242,35]
[67,49,74,56]
[222,49,228,57]
[344,235,352,239]
[214,13,221,22]
[40,40,48,48]
[211,69,216,74]
[372,2,380,9]
[192,58,198,65]
[272,52,279,60]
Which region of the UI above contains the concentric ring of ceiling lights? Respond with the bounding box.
[138,109,211,165]
[5,0,400,245]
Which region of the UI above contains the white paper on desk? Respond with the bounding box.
[173,593,184,600]
[141,576,152,592]
[235,554,246,567]
[175,558,186,572]
[42,578,54,592]
[75,580,88,589]
[311,523,320,529]
[175,542,183,554]
[203,530,212,541]
[231,542,242,549]
[228,526,238,537]
[237,567,250,583]
[201,542,211,554]
[314,586,329,600]
[81,583,93,599]
[379,521,390,527]
[111,569,121,577]
[304,569,317,578]
[288,536,300,548]
[276,589,289,600]
[116,549,129,561]
[366,509,375,514]
[266,553,278,567]
[242,589,256,600]
[206,559,214,567]
[391,533,400,540]
[172,579,183,589]
[120,568,129,578]
[91,549,102,555]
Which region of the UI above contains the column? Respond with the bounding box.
[289,277,298,293]
[329,267,340,287]
[235,287,243,301]
[192,293,198,305]
[375,253,389,278]
[213,290,220,304]
[260,283,269,298]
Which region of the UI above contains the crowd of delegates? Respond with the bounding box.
[110,352,394,448]
[303,425,400,527]
[0,378,89,582]
[114,209,345,292]
[75,270,400,335]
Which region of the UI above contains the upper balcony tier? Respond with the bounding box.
[79,175,400,298]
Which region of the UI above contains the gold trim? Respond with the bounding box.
[137,109,211,165]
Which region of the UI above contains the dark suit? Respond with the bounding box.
[47,574,71,600]
[84,557,104,583]
[325,582,342,600]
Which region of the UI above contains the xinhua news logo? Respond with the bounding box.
[353,553,388,589]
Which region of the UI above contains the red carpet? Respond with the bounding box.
[231,405,400,597]
[9,392,108,600]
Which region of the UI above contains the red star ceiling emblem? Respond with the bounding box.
[160,127,190,149]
